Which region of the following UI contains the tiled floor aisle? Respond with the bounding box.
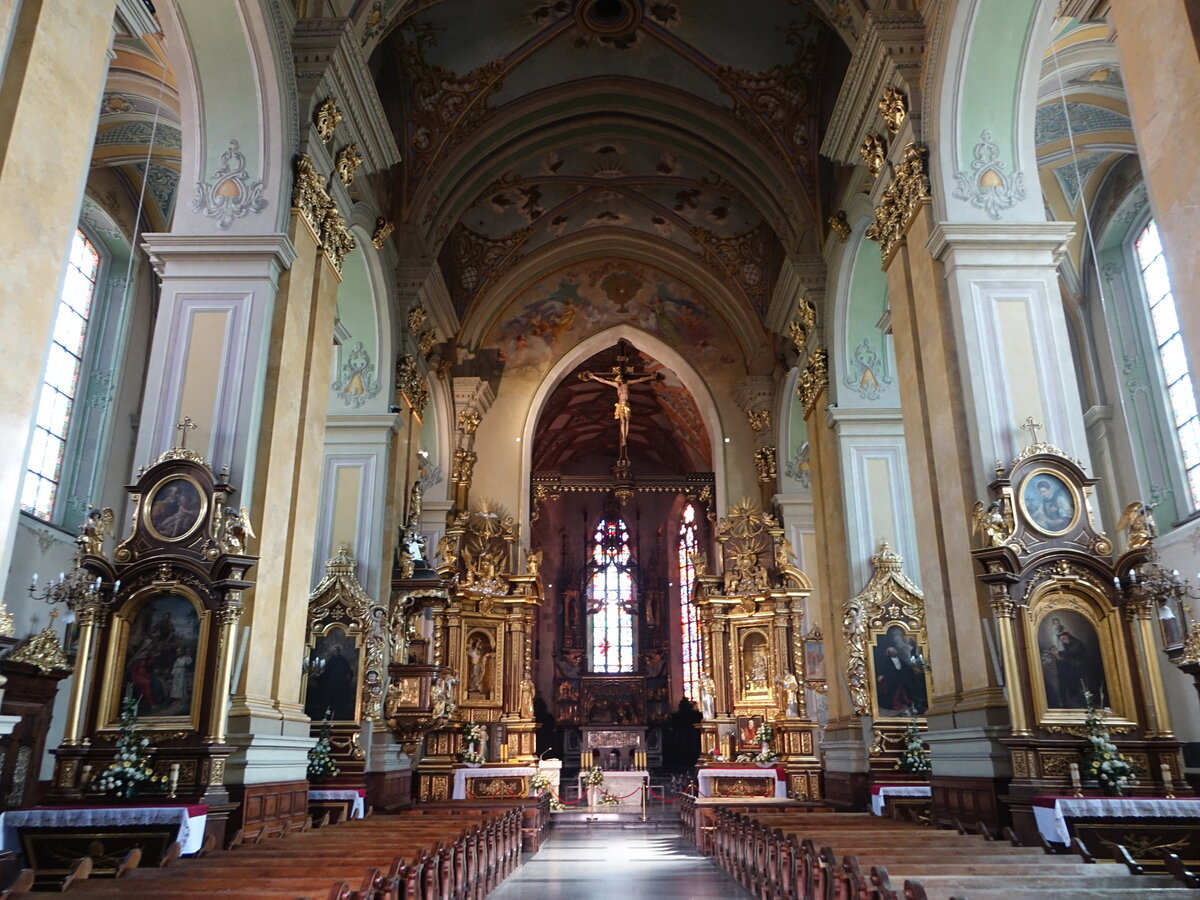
[489,827,753,900]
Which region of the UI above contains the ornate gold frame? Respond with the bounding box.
[459,624,503,711]
[302,620,366,724]
[98,584,210,732]
[1017,467,1081,538]
[1023,581,1137,730]
[142,473,209,543]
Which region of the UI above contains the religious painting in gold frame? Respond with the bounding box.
[303,622,365,723]
[99,585,210,732]
[864,621,931,721]
[142,473,209,543]
[459,625,503,711]
[732,626,773,705]
[1018,468,1080,538]
[1023,583,1136,730]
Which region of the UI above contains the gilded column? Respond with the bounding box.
[61,602,104,746]
[1127,599,1173,738]
[988,592,1028,736]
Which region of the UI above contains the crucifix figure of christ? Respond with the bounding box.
[578,342,664,450]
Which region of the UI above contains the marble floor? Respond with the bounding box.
[489,825,752,900]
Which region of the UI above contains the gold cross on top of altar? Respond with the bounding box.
[175,416,196,449]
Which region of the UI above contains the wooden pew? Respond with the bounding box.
[7,806,526,900]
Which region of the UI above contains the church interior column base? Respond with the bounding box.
[222,732,317,786]
[929,774,1011,835]
[365,768,413,811]
[822,771,871,811]
[821,728,872,810]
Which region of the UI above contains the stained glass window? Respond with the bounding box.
[589,517,635,673]
[1135,220,1200,511]
[22,230,99,520]
[678,503,702,702]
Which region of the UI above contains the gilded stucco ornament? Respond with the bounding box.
[407,305,427,334]
[335,143,364,186]
[860,133,887,178]
[878,87,907,135]
[789,295,817,356]
[746,408,771,433]
[828,210,851,242]
[865,142,930,264]
[971,498,1014,548]
[1116,501,1157,549]
[190,140,268,230]
[371,218,394,249]
[796,348,828,416]
[291,155,357,274]
[313,97,343,144]
[754,446,777,483]
[395,355,429,418]
[8,609,71,674]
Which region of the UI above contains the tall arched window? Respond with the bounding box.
[1135,219,1200,511]
[589,517,635,673]
[22,229,100,520]
[678,503,702,701]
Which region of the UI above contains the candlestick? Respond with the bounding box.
[169,763,180,799]
[1069,762,1083,798]
[1161,762,1175,799]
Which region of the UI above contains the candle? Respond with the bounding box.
[1069,762,1083,797]
[30,573,37,587]
[113,579,121,593]
[1161,763,1175,799]
[169,762,180,799]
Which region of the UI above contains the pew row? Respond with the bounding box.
[7,806,525,900]
[698,807,1200,900]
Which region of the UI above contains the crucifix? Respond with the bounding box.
[1020,415,1043,447]
[175,416,196,449]
[578,341,664,451]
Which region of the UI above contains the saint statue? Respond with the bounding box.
[778,670,800,717]
[699,673,717,720]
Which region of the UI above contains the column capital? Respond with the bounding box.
[925,222,1075,271]
[141,233,297,282]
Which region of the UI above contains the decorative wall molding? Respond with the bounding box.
[189,140,268,229]
[952,130,1026,220]
[820,11,926,164]
[842,338,893,401]
[332,341,382,408]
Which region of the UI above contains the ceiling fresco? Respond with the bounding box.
[482,259,741,374]
[531,344,712,474]
[91,33,183,233]
[369,0,852,333]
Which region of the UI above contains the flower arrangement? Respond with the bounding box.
[307,711,341,781]
[895,714,931,775]
[529,768,553,796]
[96,697,167,799]
[753,746,780,764]
[598,790,621,806]
[754,722,775,745]
[1082,692,1136,796]
[460,747,486,765]
[581,765,605,788]
[461,721,486,745]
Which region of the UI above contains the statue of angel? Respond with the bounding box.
[221,506,256,554]
[78,507,114,555]
[1117,501,1157,549]
[971,499,1009,547]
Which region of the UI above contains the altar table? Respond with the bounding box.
[697,766,787,799]
[870,784,932,816]
[1031,795,1200,845]
[578,770,648,809]
[2,804,209,856]
[453,766,535,800]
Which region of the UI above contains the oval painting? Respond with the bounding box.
[1020,470,1077,536]
[146,477,205,540]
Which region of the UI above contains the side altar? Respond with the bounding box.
[692,500,824,800]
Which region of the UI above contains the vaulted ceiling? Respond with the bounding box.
[369,0,854,338]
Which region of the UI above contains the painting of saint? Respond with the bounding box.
[121,594,201,718]
[871,625,929,717]
[1021,472,1076,535]
[304,627,360,721]
[1038,609,1108,709]
[736,715,764,749]
[465,632,495,700]
[147,477,203,539]
[804,638,826,680]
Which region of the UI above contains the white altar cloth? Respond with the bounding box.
[452,766,535,800]
[870,785,932,816]
[309,789,365,820]
[697,767,787,799]
[1032,795,1200,845]
[578,770,648,809]
[2,804,209,855]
